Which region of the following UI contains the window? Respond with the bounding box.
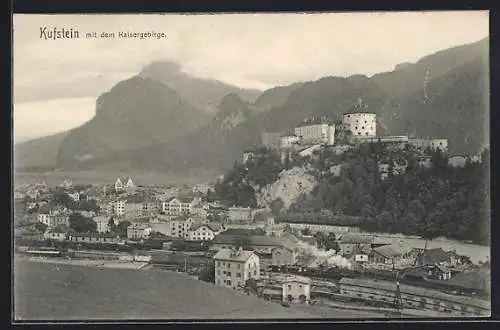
[227,272,232,276]
[254,270,257,275]
[223,271,226,275]
[361,126,365,129]
[237,272,241,278]
[288,285,292,290]
[217,270,221,275]
[226,280,232,286]
[237,264,241,269]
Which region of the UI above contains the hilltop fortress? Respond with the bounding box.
[252,98,448,164]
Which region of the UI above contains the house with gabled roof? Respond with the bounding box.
[214,248,260,290]
[114,177,135,192]
[187,222,224,241]
[162,196,198,216]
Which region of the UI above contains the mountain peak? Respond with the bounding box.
[140,61,261,113]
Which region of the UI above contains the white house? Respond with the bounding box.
[115,177,134,192]
[271,245,298,266]
[37,212,69,228]
[281,275,311,303]
[60,179,73,189]
[127,223,152,240]
[43,227,73,241]
[68,192,80,202]
[187,222,224,241]
[214,248,261,290]
[280,135,301,149]
[107,200,126,217]
[162,197,198,216]
[168,214,197,239]
[294,123,335,146]
[93,215,116,233]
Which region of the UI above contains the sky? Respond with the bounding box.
[13,11,489,143]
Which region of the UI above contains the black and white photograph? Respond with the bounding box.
[12,12,491,321]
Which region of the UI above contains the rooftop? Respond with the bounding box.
[190,222,223,232]
[213,234,281,247]
[69,232,118,238]
[214,249,256,262]
[373,243,412,257]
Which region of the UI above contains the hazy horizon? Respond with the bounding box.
[13,12,489,143]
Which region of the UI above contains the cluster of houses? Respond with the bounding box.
[208,228,490,315]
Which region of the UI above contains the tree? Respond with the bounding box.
[198,260,215,283]
[69,213,97,233]
[270,198,285,217]
[116,220,132,238]
[325,232,340,252]
[34,222,48,233]
[245,278,259,295]
[301,227,311,236]
[108,217,116,233]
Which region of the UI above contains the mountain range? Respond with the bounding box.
[14,37,489,175]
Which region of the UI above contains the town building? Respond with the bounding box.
[127,223,152,240]
[338,277,490,316]
[448,155,468,168]
[37,211,70,228]
[68,232,120,244]
[283,222,360,234]
[124,202,143,216]
[408,138,448,153]
[281,275,311,303]
[294,123,335,146]
[60,178,73,189]
[227,206,252,223]
[92,215,116,233]
[162,197,199,216]
[370,244,414,267]
[214,248,261,290]
[141,200,160,216]
[280,135,302,149]
[192,183,212,195]
[342,112,377,138]
[43,227,74,241]
[337,234,377,256]
[187,222,224,241]
[114,177,135,192]
[271,245,298,266]
[67,192,80,202]
[168,214,197,239]
[107,200,126,217]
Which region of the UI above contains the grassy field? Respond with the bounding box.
[14,259,316,320]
